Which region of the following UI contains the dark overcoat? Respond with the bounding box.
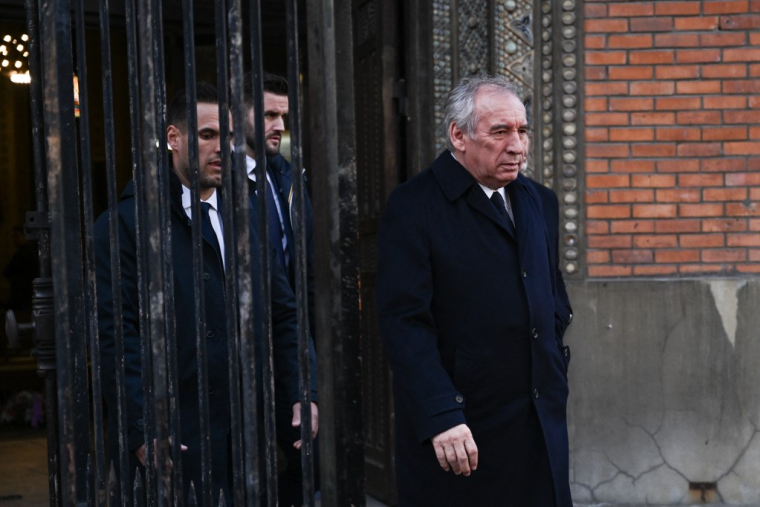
[95,170,307,505]
[377,152,573,506]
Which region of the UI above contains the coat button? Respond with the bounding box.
[568,313,573,324]
[455,394,464,404]
[533,389,539,399]
[564,347,569,357]
[203,272,211,280]
[206,330,214,338]
[531,328,538,339]
[522,270,528,278]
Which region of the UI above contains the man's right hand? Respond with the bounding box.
[431,424,478,476]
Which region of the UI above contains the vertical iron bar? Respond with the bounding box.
[213,1,246,506]
[25,1,60,505]
[228,0,261,503]
[73,0,107,503]
[98,0,131,503]
[124,0,156,503]
[39,0,85,503]
[249,1,279,503]
[284,0,315,503]
[180,0,214,503]
[135,0,172,504]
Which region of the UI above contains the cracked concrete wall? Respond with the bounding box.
[565,279,760,505]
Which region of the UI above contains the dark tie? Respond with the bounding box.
[490,191,516,236]
[200,202,222,265]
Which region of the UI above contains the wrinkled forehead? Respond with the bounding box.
[474,88,527,124]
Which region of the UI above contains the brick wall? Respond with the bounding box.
[583,0,760,277]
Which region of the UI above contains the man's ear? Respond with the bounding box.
[167,125,181,152]
[449,122,466,152]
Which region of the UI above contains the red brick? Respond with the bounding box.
[609,128,655,142]
[680,203,725,217]
[586,191,610,205]
[737,264,760,273]
[676,81,721,95]
[752,65,760,78]
[586,220,610,234]
[585,19,629,33]
[656,189,701,202]
[655,97,702,110]
[704,188,749,201]
[704,219,748,232]
[754,0,760,12]
[725,111,757,124]
[701,32,747,47]
[702,127,748,141]
[751,219,760,231]
[677,142,722,157]
[680,174,724,187]
[587,144,630,158]
[611,220,655,234]
[655,65,700,80]
[720,14,760,30]
[588,235,632,248]
[586,51,628,65]
[632,112,676,125]
[702,249,747,262]
[611,160,656,173]
[634,235,678,248]
[658,159,701,172]
[656,128,701,142]
[585,34,607,50]
[631,17,674,32]
[677,111,721,125]
[586,67,608,81]
[702,64,748,79]
[632,174,677,188]
[704,96,746,109]
[631,81,675,95]
[751,126,760,139]
[751,188,760,199]
[702,158,747,172]
[723,80,760,94]
[609,97,654,111]
[587,160,610,173]
[728,234,760,246]
[752,32,760,44]
[587,205,632,220]
[589,266,633,277]
[656,220,702,233]
[587,174,631,188]
[725,142,760,155]
[656,250,700,263]
[656,1,701,15]
[586,112,630,126]
[609,3,655,17]
[609,35,653,49]
[727,202,760,216]
[728,173,760,186]
[613,250,654,264]
[585,97,608,112]
[586,128,609,142]
[609,66,654,80]
[681,234,726,248]
[675,16,720,30]
[629,50,675,65]
[680,264,725,274]
[676,49,722,64]
[634,265,679,276]
[584,4,608,18]
[704,1,749,14]
[587,250,611,264]
[654,33,699,48]
[633,204,678,218]
[610,189,654,203]
[724,48,760,62]
[586,82,629,96]
[632,143,677,157]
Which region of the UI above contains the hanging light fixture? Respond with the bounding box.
[1,31,30,84]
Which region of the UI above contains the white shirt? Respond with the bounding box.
[451,151,515,225]
[246,155,288,258]
[181,185,226,269]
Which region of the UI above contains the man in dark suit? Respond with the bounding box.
[377,75,573,506]
[95,83,315,505]
[242,71,319,506]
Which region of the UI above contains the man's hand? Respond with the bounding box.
[431,424,478,476]
[291,401,319,450]
[134,438,187,468]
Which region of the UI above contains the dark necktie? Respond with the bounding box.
[490,191,516,236]
[200,202,222,265]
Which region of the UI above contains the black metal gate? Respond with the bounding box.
[5,0,366,505]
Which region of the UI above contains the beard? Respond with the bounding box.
[245,132,280,157]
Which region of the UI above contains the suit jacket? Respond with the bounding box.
[377,151,573,506]
[94,169,307,504]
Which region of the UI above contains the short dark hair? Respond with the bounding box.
[243,72,289,108]
[167,82,219,131]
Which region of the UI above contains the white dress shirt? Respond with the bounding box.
[477,183,515,226]
[181,185,226,269]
